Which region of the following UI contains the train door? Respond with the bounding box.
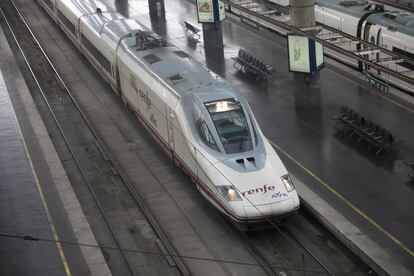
[363,22,372,42]
[362,23,372,71]
[357,11,380,71]
[375,28,382,63]
[166,106,175,155]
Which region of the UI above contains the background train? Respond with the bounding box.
[315,0,414,92]
[229,0,413,91]
[35,0,300,224]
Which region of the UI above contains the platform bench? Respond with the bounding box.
[331,106,402,155]
[184,21,201,40]
[232,49,275,80]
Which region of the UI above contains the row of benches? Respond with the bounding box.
[232,49,275,80]
[184,21,201,40]
[183,22,275,81]
[332,106,401,155]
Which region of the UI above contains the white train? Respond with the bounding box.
[314,0,414,92]
[237,0,413,90]
[264,0,414,60]
[315,0,414,65]
[36,0,300,224]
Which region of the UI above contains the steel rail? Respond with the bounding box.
[282,224,334,276]
[0,5,136,276]
[3,1,191,275]
[223,0,414,86]
[229,224,279,275]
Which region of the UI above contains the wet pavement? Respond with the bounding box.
[102,0,414,270]
[0,18,110,276]
[0,33,66,276]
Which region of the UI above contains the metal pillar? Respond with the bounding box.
[289,0,315,28]
[289,0,319,87]
[202,22,224,49]
[115,0,129,17]
[148,0,165,17]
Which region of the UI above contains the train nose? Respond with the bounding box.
[243,197,296,219]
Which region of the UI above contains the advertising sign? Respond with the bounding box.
[288,35,310,73]
[197,0,225,23]
[288,34,325,74]
[197,0,214,23]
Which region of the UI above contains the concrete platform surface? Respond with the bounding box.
[0,22,111,276]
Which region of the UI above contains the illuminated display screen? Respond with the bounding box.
[315,41,324,68]
[197,0,225,23]
[197,0,214,23]
[288,35,310,73]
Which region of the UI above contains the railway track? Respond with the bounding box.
[226,212,334,275]
[0,1,189,275]
[0,1,283,275]
[0,0,375,275]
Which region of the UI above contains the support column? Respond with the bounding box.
[115,0,129,17]
[148,0,165,17]
[202,22,224,50]
[289,0,321,109]
[289,0,315,29]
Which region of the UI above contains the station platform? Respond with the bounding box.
[0,23,111,276]
[101,0,414,274]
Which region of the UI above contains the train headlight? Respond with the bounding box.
[281,174,295,192]
[217,185,242,201]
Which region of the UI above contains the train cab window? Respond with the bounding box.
[205,98,253,154]
[198,121,219,151]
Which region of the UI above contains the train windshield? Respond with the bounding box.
[205,98,253,154]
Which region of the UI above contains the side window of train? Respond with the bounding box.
[58,10,75,35]
[81,34,111,74]
[199,122,219,151]
[393,47,414,60]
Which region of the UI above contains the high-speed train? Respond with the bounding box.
[36,0,300,224]
[263,0,414,90]
[314,0,414,91]
[315,0,414,63]
[265,0,414,59]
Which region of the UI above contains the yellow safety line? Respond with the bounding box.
[12,105,72,276]
[327,68,414,114]
[268,139,414,258]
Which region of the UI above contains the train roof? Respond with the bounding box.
[58,0,112,18]
[315,0,372,17]
[368,11,414,36]
[73,0,239,103]
[81,12,124,34]
[119,37,236,103]
[316,0,414,36]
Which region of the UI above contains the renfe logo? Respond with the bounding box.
[241,184,275,197]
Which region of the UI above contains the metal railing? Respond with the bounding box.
[225,0,414,90]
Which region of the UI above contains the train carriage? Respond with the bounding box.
[36,0,300,224]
